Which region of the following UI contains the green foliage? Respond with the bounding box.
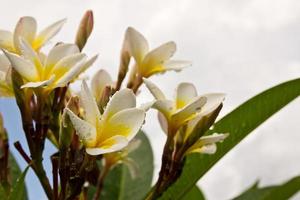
[88,131,154,200]
[233,176,300,200]
[0,154,28,200]
[159,78,300,199]
[181,186,205,200]
[8,166,29,200]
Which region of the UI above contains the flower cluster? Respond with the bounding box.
[0,11,229,200]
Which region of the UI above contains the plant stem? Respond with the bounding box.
[34,160,54,199]
[152,127,176,199]
[93,164,110,200]
[51,156,59,200]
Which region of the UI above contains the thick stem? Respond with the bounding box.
[152,126,176,199]
[51,156,59,200]
[34,160,54,199]
[31,90,53,199]
[59,149,68,200]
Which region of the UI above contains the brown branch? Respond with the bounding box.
[14,141,31,164]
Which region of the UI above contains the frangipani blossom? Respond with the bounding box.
[124,27,191,78]
[0,54,13,97]
[91,69,114,103]
[3,40,97,90]
[143,78,225,134]
[65,81,145,155]
[0,16,66,54]
[186,133,229,155]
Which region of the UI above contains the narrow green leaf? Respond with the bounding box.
[93,131,154,200]
[0,153,27,200]
[233,176,300,200]
[181,186,205,200]
[159,78,300,199]
[8,166,29,200]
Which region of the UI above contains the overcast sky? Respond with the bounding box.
[0,0,300,199]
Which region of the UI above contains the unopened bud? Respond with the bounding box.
[75,10,94,51]
[99,85,113,113]
[116,48,130,90]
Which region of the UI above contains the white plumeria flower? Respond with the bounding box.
[124,27,191,78]
[0,16,66,53]
[143,78,225,134]
[0,54,13,97]
[91,69,114,103]
[186,133,229,155]
[65,81,146,155]
[3,39,97,90]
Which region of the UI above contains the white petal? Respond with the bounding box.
[175,82,198,109]
[19,39,43,70]
[142,41,176,69]
[2,50,38,81]
[125,27,149,65]
[152,99,174,120]
[164,60,191,72]
[196,133,229,146]
[4,67,12,86]
[91,69,113,101]
[139,100,155,111]
[0,30,14,51]
[184,94,225,137]
[34,19,67,49]
[158,112,168,134]
[79,80,101,125]
[64,108,96,143]
[52,53,86,72]
[108,108,145,141]
[21,75,55,88]
[45,43,79,69]
[189,144,217,154]
[143,78,166,100]
[54,58,87,87]
[0,71,5,81]
[86,135,128,155]
[0,54,10,72]
[200,93,226,116]
[103,88,136,120]
[50,53,86,80]
[14,17,37,52]
[79,54,98,74]
[172,96,207,125]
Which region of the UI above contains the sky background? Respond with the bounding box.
[0,0,300,199]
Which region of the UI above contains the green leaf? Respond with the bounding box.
[233,176,300,200]
[95,131,154,200]
[0,153,28,200]
[159,78,300,199]
[181,186,205,200]
[0,185,6,200]
[8,165,29,200]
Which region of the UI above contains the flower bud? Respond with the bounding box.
[116,44,130,90]
[75,10,94,51]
